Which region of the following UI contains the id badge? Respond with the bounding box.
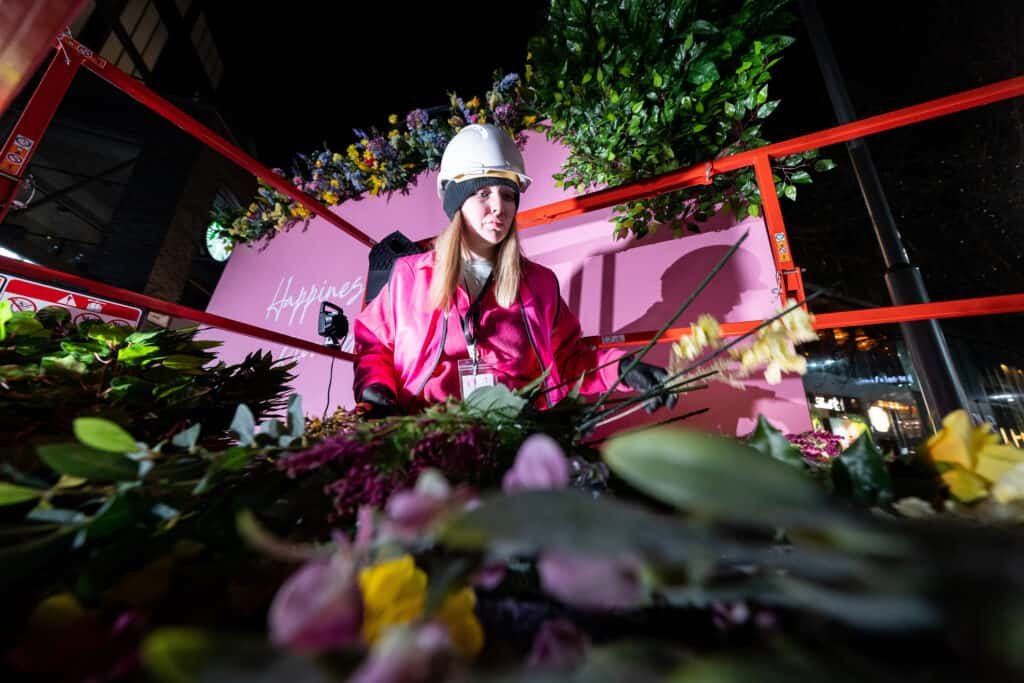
[457,358,497,398]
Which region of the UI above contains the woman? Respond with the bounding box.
[353,124,674,416]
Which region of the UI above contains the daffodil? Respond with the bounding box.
[466,96,480,109]
[359,555,483,658]
[322,191,339,205]
[925,410,1024,503]
[388,113,399,125]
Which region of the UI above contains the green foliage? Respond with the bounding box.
[0,304,296,455]
[528,0,835,238]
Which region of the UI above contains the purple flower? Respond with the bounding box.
[527,619,589,670]
[406,109,429,129]
[277,435,371,476]
[503,434,569,492]
[268,552,363,654]
[537,550,644,611]
[493,103,517,128]
[327,463,401,519]
[498,73,520,92]
[349,623,455,683]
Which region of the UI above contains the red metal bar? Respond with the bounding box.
[518,76,1024,230]
[0,47,82,224]
[0,1,88,114]
[589,293,1024,348]
[0,255,356,362]
[516,163,712,230]
[63,35,377,249]
[752,153,805,306]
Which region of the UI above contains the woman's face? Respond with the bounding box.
[459,183,517,258]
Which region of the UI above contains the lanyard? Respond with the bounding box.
[458,271,494,373]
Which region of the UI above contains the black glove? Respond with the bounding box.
[619,359,678,414]
[359,383,398,419]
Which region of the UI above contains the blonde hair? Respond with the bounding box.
[428,213,522,311]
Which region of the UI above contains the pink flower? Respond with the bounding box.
[502,434,569,492]
[349,623,455,683]
[268,552,363,654]
[384,470,475,540]
[527,619,590,670]
[538,549,644,611]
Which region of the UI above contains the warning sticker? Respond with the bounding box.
[0,275,143,327]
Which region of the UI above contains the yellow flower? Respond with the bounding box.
[388,113,399,125]
[322,191,339,205]
[523,115,538,126]
[359,556,483,658]
[673,314,722,362]
[466,96,480,109]
[330,178,340,188]
[332,152,343,164]
[388,129,400,139]
[925,410,1024,503]
[289,205,312,219]
[367,176,384,195]
[347,145,361,162]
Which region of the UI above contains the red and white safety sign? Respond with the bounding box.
[0,275,143,328]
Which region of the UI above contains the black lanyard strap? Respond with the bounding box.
[459,270,494,369]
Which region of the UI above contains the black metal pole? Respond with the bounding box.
[798,0,968,430]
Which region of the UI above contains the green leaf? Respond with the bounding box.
[783,184,797,201]
[37,443,139,481]
[603,427,828,525]
[653,70,663,88]
[287,394,304,438]
[87,325,131,345]
[0,481,43,506]
[790,170,813,184]
[88,493,142,540]
[193,447,253,495]
[441,490,713,560]
[141,627,216,683]
[171,424,201,450]
[41,354,87,374]
[814,158,837,172]
[756,99,780,118]
[73,417,138,453]
[163,355,205,370]
[0,300,12,341]
[747,415,804,469]
[832,434,894,507]
[230,405,256,446]
[687,58,719,86]
[465,384,527,417]
[582,71,592,84]
[117,343,160,362]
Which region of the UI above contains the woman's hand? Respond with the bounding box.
[618,360,678,413]
[358,383,398,419]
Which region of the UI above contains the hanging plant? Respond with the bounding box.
[210,72,541,251]
[527,0,836,238]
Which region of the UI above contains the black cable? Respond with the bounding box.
[322,355,336,422]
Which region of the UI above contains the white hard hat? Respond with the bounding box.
[436,124,532,198]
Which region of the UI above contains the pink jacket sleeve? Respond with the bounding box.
[352,283,399,399]
[550,294,627,396]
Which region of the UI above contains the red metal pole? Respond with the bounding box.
[64,35,377,249]
[0,254,356,362]
[0,46,82,224]
[752,153,805,306]
[589,293,1024,348]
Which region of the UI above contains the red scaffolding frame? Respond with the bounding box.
[1,32,1022,366]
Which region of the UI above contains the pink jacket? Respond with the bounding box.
[353,252,626,410]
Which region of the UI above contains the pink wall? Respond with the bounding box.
[204,131,811,435]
